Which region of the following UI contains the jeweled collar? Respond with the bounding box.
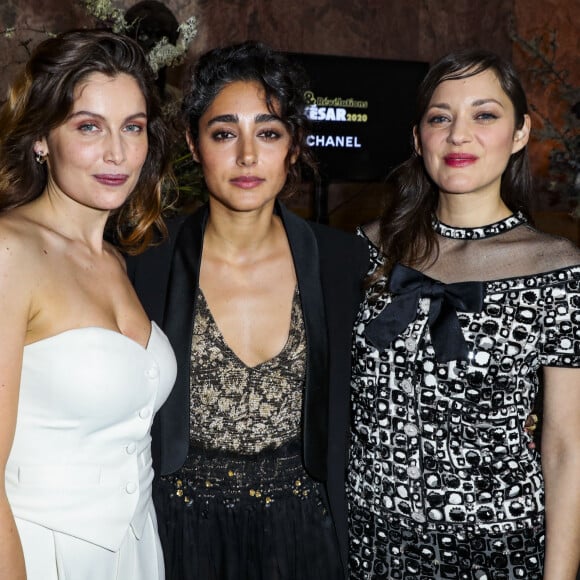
[433,210,527,240]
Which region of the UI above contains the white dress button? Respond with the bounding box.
[126,442,136,454]
[146,366,159,379]
[125,481,137,494]
[139,408,151,419]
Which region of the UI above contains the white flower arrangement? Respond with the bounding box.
[1,1,197,75]
[81,0,127,33]
[142,17,198,73]
[81,0,197,73]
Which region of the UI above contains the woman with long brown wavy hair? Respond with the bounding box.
[0,30,176,579]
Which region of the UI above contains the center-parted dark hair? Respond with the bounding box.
[182,41,317,196]
[376,48,532,277]
[0,29,173,253]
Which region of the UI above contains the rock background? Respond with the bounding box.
[1,0,578,238]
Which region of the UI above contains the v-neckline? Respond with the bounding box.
[196,287,298,370]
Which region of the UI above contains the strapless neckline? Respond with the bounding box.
[24,320,159,352]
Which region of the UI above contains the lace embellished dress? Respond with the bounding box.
[155,288,341,580]
[347,213,580,579]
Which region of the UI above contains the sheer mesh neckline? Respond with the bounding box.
[433,211,527,240]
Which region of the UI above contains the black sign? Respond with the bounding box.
[288,52,428,183]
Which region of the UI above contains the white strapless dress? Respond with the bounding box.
[5,322,177,580]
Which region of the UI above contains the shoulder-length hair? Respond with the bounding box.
[376,48,532,277]
[182,41,317,197]
[0,29,173,253]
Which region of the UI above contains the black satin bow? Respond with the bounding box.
[364,264,485,363]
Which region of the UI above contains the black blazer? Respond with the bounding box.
[127,202,368,575]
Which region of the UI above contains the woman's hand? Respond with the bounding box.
[525,413,539,449]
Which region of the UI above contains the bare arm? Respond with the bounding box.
[541,365,580,580]
[0,232,31,580]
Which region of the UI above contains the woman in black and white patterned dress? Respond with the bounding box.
[347,49,580,580]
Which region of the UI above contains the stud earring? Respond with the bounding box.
[35,151,47,164]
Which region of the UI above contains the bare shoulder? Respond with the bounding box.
[0,210,47,274]
[0,217,43,333]
[0,211,38,346]
[0,212,38,265]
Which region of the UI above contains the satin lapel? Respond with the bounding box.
[126,218,186,325]
[158,206,208,474]
[278,203,329,481]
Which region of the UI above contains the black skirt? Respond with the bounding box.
[154,440,343,580]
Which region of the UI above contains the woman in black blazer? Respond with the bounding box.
[128,41,368,580]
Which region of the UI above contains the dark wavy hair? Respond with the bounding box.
[182,41,317,196]
[376,48,532,277]
[0,29,173,254]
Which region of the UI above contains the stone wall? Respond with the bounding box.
[1,0,517,93]
[1,0,577,238]
[513,0,579,217]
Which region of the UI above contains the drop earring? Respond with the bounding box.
[35,151,47,164]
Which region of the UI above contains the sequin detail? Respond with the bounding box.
[189,288,305,454]
[162,441,322,511]
[349,507,544,580]
[433,211,526,240]
[348,213,580,579]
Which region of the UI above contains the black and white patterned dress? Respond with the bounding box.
[347,213,580,579]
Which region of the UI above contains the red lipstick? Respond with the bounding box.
[444,154,478,168]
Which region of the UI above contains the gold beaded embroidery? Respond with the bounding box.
[163,442,322,509]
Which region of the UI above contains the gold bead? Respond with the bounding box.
[176,489,183,497]
[176,479,183,488]
[265,497,272,504]
[205,479,212,488]
[255,490,262,498]
[295,479,301,487]
[228,469,235,477]
[249,489,256,497]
